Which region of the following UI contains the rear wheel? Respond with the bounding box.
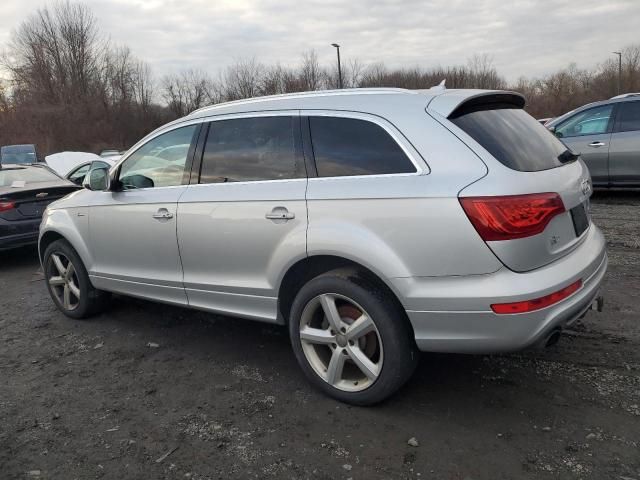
[289,270,418,405]
[44,239,109,319]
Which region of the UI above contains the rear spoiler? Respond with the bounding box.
[426,90,525,119]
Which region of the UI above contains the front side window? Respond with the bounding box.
[119,125,197,189]
[615,101,640,132]
[200,116,302,184]
[555,105,613,138]
[309,117,416,177]
[68,164,91,184]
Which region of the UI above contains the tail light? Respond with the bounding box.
[0,201,16,212]
[491,279,582,314]
[459,193,565,241]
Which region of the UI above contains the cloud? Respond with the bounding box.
[0,0,638,82]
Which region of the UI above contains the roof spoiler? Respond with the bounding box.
[427,91,525,119]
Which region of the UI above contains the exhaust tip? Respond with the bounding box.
[545,329,562,348]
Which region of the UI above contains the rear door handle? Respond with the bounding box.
[265,207,295,221]
[588,141,606,148]
[152,208,174,220]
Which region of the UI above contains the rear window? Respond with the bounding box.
[0,166,61,187]
[450,108,568,172]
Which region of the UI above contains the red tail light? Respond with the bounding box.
[459,193,565,241]
[0,201,16,213]
[491,279,582,314]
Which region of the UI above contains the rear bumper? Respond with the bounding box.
[0,219,40,250]
[393,224,607,354]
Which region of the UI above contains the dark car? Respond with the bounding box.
[0,163,80,250]
[0,144,39,165]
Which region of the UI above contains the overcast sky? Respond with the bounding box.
[1,0,639,83]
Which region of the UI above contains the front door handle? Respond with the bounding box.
[588,141,606,148]
[152,208,174,220]
[266,207,295,221]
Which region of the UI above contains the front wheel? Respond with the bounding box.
[43,239,109,319]
[289,270,419,405]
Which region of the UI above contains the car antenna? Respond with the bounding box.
[430,79,447,91]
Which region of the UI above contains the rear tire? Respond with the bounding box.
[43,239,109,319]
[288,269,419,405]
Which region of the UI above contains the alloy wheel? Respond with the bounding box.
[48,253,81,311]
[299,293,383,392]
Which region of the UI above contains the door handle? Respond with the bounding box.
[265,208,295,221]
[152,209,174,220]
[588,141,606,148]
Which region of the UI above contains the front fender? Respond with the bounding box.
[39,207,92,271]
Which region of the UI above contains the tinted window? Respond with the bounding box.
[309,117,415,177]
[200,116,302,183]
[0,166,61,187]
[555,104,613,138]
[1,144,37,164]
[615,101,640,132]
[451,108,569,172]
[119,125,197,189]
[68,164,91,184]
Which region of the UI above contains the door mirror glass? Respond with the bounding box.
[84,167,111,191]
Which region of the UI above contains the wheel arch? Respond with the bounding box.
[277,255,409,327]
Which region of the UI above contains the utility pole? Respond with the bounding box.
[613,51,622,95]
[331,43,343,89]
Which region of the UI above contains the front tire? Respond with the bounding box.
[43,239,109,319]
[289,270,419,405]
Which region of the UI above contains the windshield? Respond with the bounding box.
[450,108,571,172]
[1,145,37,165]
[0,166,61,187]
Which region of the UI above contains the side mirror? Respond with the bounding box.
[83,167,111,191]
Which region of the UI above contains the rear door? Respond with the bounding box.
[609,100,640,186]
[177,113,307,322]
[553,104,614,186]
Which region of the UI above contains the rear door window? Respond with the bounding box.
[309,116,416,177]
[200,116,304,183]
[450,108,569,172]
[614,101,640,132]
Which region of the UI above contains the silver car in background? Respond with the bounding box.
[39,88,607,405]
[546,93,640,187]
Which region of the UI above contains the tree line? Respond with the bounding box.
[0,2,638,156]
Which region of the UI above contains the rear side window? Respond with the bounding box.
[309,117,416,177]
[615,101,640,132]
[450,108,568,172]
[200,116,304,183]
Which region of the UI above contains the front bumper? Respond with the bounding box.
[393,224,608,354]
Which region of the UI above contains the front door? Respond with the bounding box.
[177,113,308,322]
[609,100,640,186]
[554,103,614,186]
[88,124,200,305]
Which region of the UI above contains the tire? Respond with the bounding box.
[288,269,419,405]
[43,239,109,319]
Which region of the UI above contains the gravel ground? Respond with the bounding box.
[1,191,639,480]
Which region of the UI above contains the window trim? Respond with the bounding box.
[555,104,616,138]
[300,109,428,180]
[613,100,640,133]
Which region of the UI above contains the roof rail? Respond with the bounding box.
[610,92,640,99]
[188,88,416,116]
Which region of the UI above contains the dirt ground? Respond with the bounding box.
[1,191,639,480]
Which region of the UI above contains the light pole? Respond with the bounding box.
[613,51,622,95]
[331,43,343,89]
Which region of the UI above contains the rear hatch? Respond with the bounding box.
[436,93,593,272]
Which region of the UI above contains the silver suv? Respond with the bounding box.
[39,88,607,405]
[546,93,640,187]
